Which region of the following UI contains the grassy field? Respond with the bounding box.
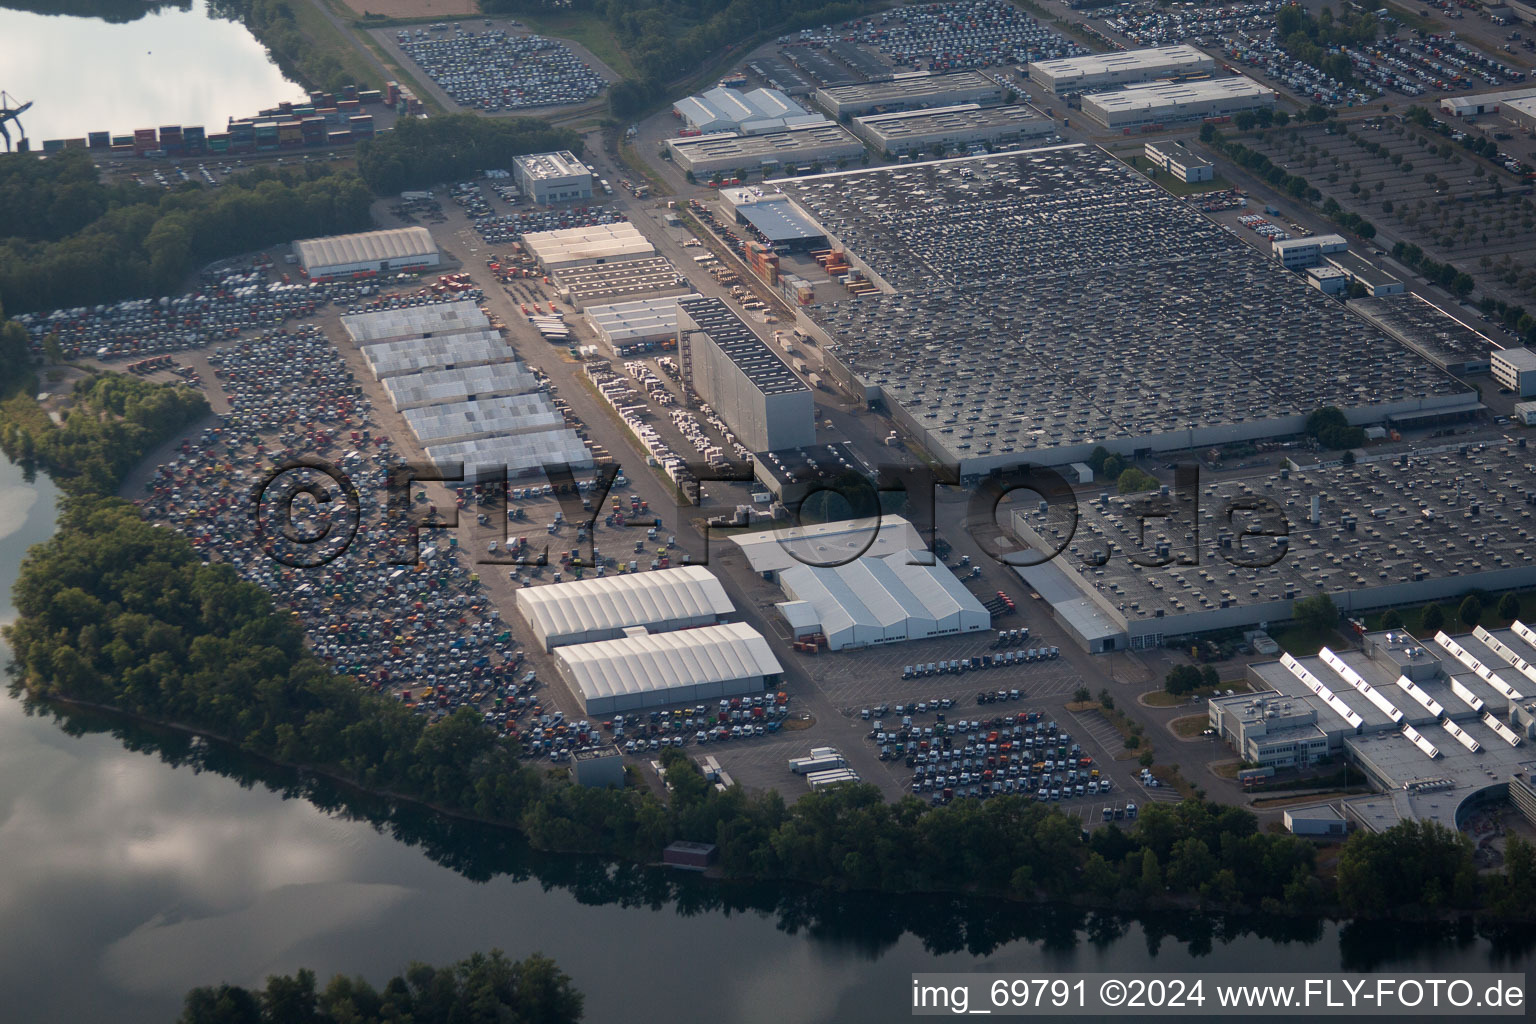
[516,10,638,80]
[285,0,388,91]
[1360,589,1536,637]
[1171,714,1209,738]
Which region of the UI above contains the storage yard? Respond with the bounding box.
[387,22,609,112]
[774,145,1476,474]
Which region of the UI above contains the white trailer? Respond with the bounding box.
[789,754,847,774]
[806,768,861,790]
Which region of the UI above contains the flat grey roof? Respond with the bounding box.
[1495,346,1536,372]
[773,146,1470,467]
[738,199,827,243]
[1326,250,1402,289]
[1348,294,1493,372]
[817,70,999,105]
[678,295,809,396]
[1012,440,1536,629]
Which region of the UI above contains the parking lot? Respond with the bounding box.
[1240,119,1536,312]
[371,19,613,114]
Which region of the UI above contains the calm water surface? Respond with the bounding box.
[0,0,306,143]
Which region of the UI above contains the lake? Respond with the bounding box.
[0,455,1531,1022]
[0,0,307,144]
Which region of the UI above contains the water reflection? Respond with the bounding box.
[0,0,306,141]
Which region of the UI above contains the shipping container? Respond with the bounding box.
[87,131,111,149]
[327,129,353,144]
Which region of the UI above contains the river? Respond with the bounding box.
[0,0,307,144]
[2,455,1533,1022]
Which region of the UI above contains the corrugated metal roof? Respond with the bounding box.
[555,621,783,704]
[516,565,735,646]
[296,226,438,272]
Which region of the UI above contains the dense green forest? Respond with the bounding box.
[0,372,208,492]
[177,951,584,1024]
[479,0,880,115]
[0,150,372,314]
[355,114,582,194]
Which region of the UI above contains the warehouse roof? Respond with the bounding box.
[521,223,655,267]
[678,295,808,396]
[359,329,506,378]
[779,549,988,634]
[1083,76,1274,115]
[1325,250,1402,290]
[1029,44,1213,84]
[1272,233,1347,254]
[667,121,860,163]
[296,226,437,271]
[513,150,589,180]
[516,565,734,644]
[425,430,592,476]
[673,86,814,133]
[555,621,783,707]
[737,199,826,243]
[1347,294,1494,374]
[816,70,1000,109]
[730,514,927,573]
[855,103,1045,140]
[381,361,541,410]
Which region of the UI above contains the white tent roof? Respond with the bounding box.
[343,300,489,344]
[730,515,926,573]
[555,621,783,706]
[778,548,988,645]
[516,565,735,644]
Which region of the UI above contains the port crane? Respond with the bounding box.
[0,91,33,153]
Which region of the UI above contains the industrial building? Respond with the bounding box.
[295,226,440,279]
[1079,76,1275,129]
[403,394,566,446]
[773,147,1475,476]
[1493,346,1536,396]
[1010,441,1536,653]
[552,257,691,310]
[719,188,830,249]
[672,86,821,134]
[776,548,990,649]
[813,70,1005,119]
[520,222,655,270]
[731,514,929,577]
[1143,139,1213,183]
[1028,44,1216,94]
[1272,234,1348,270]
[512,150,593,204]
[1307,266,1349,295]
[515,565,735,651]
[665,121,866,177]
[1210,628,1536,832]
[425,429,594,478]
[1325,251,1405,297]
[677,295,815,453]
[1502,93,1536,131]
[554,621,784,715]
[1348,294,1495,375]
[730,195,828,249]
[1516,400,1536,426]
[1283,805,1347,837]
[584,295,691,355]
[852,103,1053,156]
[1440,87,1536,118]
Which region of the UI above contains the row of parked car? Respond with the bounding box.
[901,647,1059,679]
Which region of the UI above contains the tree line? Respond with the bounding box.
[177,950,583,1024]
[355,115,583,195]
[1275,5,1379,86]
[208,0,368,94]
[0,150,372,314]
[1199,126,1378,240]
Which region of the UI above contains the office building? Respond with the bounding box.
[512,150,593,203]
